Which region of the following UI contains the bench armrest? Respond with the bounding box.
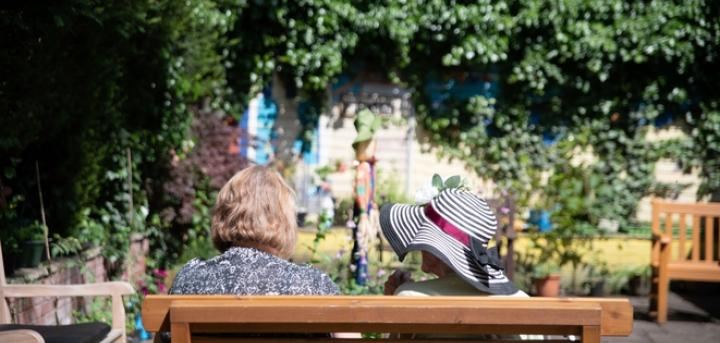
[1,282,134,298]
[651,232,672,244]
[1,281,134,337]
[0,329,45,343]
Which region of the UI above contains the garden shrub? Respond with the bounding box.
[2,0,719,295]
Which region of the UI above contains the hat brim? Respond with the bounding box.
[380,203,518,295]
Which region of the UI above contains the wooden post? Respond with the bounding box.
[35,161,51,264]
[505,195,516,281]
[657,234,671,324]
[126,148,134,230]
[649,200,660,317]
[0,240,12,324]
[126,148,135,288]
[581,325,601,343]
[171,322,191,343]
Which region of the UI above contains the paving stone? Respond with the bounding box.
[606,292,720,343]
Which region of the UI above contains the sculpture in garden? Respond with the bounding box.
[350,109,381,285]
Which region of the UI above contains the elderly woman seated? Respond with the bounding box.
[170,165,338,296]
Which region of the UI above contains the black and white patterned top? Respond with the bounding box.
[169,247,339,295]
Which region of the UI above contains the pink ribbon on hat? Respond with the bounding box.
[424,204,471,247]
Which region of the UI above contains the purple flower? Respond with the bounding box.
[335,249,345,259]
[376,269,387,278]
[153,268,168,278]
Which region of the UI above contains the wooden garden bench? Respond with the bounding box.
[0,241,135,343]
[142,295,633,342]
[650,199,720,323]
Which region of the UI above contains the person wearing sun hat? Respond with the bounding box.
[381,187,528,297]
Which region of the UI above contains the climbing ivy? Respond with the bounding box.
[219,0,720,218]
[2,0,719,270]
[375,0,720,220]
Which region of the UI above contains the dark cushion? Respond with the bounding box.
[0,322,111,343]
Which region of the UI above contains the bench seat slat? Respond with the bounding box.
[667,262,720,281]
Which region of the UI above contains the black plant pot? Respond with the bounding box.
[628,275,650,296]
[20,240,44,268]
[297,212,307,228]
[589,280,607,297]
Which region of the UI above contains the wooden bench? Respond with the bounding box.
[650,199,720,323]
[142,295,633,342]
[0,240,135,343]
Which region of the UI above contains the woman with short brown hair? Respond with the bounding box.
[211,165,297,258]
[169,165,339,296]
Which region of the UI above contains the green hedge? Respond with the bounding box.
[2,1,718,271]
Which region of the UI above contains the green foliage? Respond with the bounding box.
[314,165,335,181]
[175,180,220,265]
[375,169,411,205]
[50,234,83,257]
[347,0,720,209]
[73,293,143,334]
[531,261,561,279]
[430,173,468,192]
[207,0,720,211]
[307,212,332,265]
[2,1,719,300]
[73,298,113,328]
[17,221,45,242]
[1,0,233,276]
[607,264,651,295]
[302,224,413,296]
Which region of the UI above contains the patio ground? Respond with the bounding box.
[605,289,720,343]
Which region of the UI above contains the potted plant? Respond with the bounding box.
[581,262,610,296]
[532,261,562,296]
[608,264,651,295]
[627,265,651,296]
[18,221,46,268]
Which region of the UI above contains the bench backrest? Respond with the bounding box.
[652,200,720,264]
[143,295,633,339]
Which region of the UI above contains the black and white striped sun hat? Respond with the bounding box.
[379,188,518,295]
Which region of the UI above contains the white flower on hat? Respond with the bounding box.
[415,174,470,205]
[414,185,439,205]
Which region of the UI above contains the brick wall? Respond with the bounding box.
[6,235,147,325]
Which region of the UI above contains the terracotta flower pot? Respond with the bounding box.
[533,274,561,297]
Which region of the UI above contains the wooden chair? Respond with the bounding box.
[142,295,633,342]
[649,200,720,323]
[1,240,135,343]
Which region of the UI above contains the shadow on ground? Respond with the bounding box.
[671,281,720,321]
[607,283,720,343]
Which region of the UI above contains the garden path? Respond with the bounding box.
[605,290,720,343]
